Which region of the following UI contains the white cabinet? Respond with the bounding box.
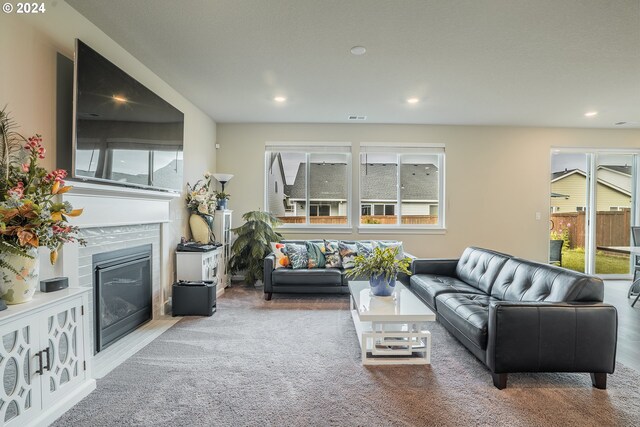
[0,288,95,427]
[176,249,222,296]
[214,209,232,288]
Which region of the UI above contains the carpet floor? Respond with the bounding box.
[54,284,640,426]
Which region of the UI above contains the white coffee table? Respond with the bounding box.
[348,281,436,365]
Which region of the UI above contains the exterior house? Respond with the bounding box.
[266,153,289,216]
[550,166,631,213]
[276,162,439,219]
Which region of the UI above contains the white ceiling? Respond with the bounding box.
[66,0,640,128]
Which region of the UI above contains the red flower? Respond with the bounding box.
[21,163,29,172]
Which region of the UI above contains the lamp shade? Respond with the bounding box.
[212,173,234,183]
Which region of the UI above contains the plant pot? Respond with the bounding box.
[189,213,214,243]
[0,247,40,304]
[216,199,228,210]
[369,274,396,297]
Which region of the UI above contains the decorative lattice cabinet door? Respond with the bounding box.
[0,313,42,426]
[39,297,86,410]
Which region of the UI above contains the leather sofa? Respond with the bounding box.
[410,246,618,389]
[263,240,413,300]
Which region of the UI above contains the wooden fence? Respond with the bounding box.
[550,210,630,249]
[277,215,438,225]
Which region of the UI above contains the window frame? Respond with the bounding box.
[358,143,446,232]
[264,142,352,230]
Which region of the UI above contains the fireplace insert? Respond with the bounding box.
[93,244,152,353]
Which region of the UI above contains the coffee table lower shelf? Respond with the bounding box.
[350,308,432,365]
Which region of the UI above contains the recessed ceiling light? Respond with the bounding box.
[112,95,128,103]
[274,96,287,103]
[407,97,419,104]
[350,46,366,56]
[584,111,598,117]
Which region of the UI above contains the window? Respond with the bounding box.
[359,144,445,228]
[265,143,351,227]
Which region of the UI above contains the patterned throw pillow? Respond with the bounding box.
[285,243,309,270]
[270,242,290,269]
[324,240,342,268]
[356,241,375,258]
[339,241,358,269]
[375,241,405,260]
[306,241,326,268]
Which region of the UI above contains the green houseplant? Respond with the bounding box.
[215,191,230,210]
[229,210,282,285]
[346,246,411,296]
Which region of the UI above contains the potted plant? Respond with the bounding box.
[0,108,85,304]
[215,191,230,210]
[228,210,282,285]
[346,246,411,296]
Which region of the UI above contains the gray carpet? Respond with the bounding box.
[54,284,640,426]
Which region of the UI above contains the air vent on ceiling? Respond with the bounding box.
[615,121,639,126]
[348,115,367,121]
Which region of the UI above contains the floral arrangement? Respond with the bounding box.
[186,172,216,215]
[0,131,84,270]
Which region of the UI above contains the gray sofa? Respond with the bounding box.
[263,239,413,300]
[410,246,618,389]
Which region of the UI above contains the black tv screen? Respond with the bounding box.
[73,39,184,192]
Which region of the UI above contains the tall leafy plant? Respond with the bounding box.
[229,210,282,285]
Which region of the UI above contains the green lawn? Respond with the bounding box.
[561,248,630,274]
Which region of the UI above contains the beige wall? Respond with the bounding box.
[0,2,216,278]
[217,124,640,262]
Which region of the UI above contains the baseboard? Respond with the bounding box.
[30,379,96,427]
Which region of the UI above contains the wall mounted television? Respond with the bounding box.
[72,39,184,192]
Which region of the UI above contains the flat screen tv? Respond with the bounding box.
[72,39,184,192]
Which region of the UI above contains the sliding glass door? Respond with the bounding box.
[594,154,633,275]
[550,150,638,277]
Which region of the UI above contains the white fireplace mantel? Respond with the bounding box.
[62,180,179,228]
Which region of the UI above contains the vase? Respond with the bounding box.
[216,199,228,210]
[0,247,40,304]
[369,274,396,297]
[189,213,214,243]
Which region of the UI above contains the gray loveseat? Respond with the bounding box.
[263,239,413,300]
[410,246,618,389]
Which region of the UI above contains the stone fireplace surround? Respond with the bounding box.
[59,181,182,377]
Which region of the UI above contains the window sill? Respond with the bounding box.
[277,226,353,234]
[357,226,447,235]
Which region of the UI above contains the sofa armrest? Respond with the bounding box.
[411,258,459,276]
[263,253,275,293]
[487,301,617,374]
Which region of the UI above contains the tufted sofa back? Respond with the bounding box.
[490,258,604,302]
[455,247,512,294]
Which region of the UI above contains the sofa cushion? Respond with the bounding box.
[324,240,342,268]
[285,243,309,269]
[356,241,374,258]
[339,241,358,268]
[306,241,326,268]
[491,258,604,303]
[455,247,512,294]
[436,293,500,350]
[375,241,405,259]
[410,274,485,310]
[272,268,343,286]
[270,242,290,269]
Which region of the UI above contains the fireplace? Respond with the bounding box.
[93,244,153,353]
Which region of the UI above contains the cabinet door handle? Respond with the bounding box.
[43,347,52,371]
[35,350,44,375]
